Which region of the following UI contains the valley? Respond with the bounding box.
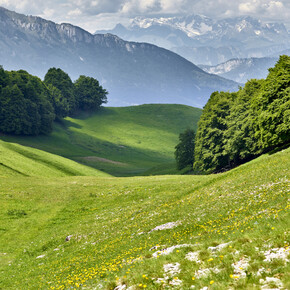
[0,145,289,289]
[0,101,289,289]
[1,104,202,177]
[0,5,289,290]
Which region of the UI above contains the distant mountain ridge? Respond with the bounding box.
[0,6,238,108]
[96,15,290,65]
[199,57,279,83]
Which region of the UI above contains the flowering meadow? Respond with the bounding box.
[0,148,289,289]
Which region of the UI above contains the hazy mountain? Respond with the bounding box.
[96,15,290,65]
[199,57,278,83]
[0,7,238,108]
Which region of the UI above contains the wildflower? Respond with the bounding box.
[208,258,214,262]
[192,277,195,280]
[210,280,214,284]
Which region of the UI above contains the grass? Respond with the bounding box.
[0,139,109,177]
[1,104,202,176]
[0,146,289,289]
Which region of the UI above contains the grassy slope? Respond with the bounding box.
[0,140,109,177]
[0,147,289,289]
[1,104,202,176]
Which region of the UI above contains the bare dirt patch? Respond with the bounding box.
[82,156,128,166]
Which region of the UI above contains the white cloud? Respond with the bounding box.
[239,0,284,15]
[40,8,55,18]
[120,0,161,14]
[239,2,256,13]
[68,8,82,17]
[0,0,289,31]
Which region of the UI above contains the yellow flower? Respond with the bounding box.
[192,277,195,280]
[230,274,233,278]
[142,275,146,278]
[210,280,214,284]
[208,258,214,262]
[143,285,147,288]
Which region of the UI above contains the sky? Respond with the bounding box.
[0,0,289,33]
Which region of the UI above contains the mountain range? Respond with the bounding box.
[0,7,238,108]
[97,15,290,66]
[199,57,279,83]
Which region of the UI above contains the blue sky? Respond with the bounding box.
[0,0,289,32]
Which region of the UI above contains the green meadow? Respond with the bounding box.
[1,104,202,176]
[0,146,289,289]
[0,104,289,289]
[0,139,109,177]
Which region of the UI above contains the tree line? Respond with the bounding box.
[0,67,107,135]
[175,55,290,173]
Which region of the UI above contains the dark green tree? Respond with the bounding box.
[0,66,8,90]
[44,68,76,114]
[0,70,55,135]
[74,75,108,111]
[46,84,70,119]
[223,79,263,166]
[175,128,196,170]
[0,84,27,134]
[254,55,290,150]
[193,55,290,174]
[193,91,235,173]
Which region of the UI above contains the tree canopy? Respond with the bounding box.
[0,67,108,136]
[192,55,290,173]
[0,70,54,135]
[74,75,107,111]
[44,68,76,116]
[175,128,195,170]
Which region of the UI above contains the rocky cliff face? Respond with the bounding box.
[0,7,238,107]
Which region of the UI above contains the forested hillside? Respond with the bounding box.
[193,55,290,173]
